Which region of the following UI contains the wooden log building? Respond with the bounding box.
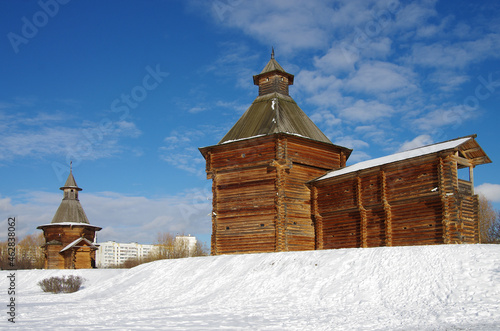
[308,136,491,249]
[199,51,491,255]
[37,170,101,269]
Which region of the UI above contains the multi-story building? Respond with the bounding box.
[95,241,157,268]
[95,235,197,268]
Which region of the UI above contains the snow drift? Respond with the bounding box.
[4,244,500,330]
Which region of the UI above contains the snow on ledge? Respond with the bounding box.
[316,137,471,181]
[37,222,102,229]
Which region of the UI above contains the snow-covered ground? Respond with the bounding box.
[3,245,500,330]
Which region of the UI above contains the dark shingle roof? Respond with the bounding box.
[61,171,81,190]
[51,171,89,224]
[260,57,286,74]
[51,199,90,224]
[219,92,332,145]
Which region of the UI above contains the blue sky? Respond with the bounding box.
[1,0,499,245]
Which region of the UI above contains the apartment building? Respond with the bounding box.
[95,241,157,268]
[96,235,198,268]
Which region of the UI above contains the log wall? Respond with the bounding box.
[205,134,345,255]
[41,225,98,269]
[257,74,290,96]
[312,152,480,250]
[45,243,64,269]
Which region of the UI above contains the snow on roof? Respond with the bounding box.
[220,132,322,145]
[220,134,267,145]
[315,136,472,182]
[37,222,102,229]
[60,237,98,253]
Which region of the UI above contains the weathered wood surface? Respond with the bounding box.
[205,134,344,255]
[41,225,97,269]
[311,152,480,250]
[257,74,290,96]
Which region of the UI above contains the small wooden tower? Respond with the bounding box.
[200,51,352,255]
[38,169,101,269]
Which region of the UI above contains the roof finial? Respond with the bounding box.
[271,46,275,59]
[70,160,73,173]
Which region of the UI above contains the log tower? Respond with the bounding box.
[200,51,351,255]
[38,169,101,269]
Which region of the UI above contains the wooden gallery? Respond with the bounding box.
[199,52,491,255]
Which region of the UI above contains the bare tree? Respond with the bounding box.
[478,194,500,243]
[154,232,177,259]
[155,232,194,259]
[192,240,209,257]
[0,232,44,269]
[115,232,209,268]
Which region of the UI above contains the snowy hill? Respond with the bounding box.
[4,245,500,330]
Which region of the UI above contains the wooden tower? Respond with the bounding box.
[38,169,101,269]
[200,51,352,255]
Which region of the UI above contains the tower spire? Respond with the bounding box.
[271,46,275,59]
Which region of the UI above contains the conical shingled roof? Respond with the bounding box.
[51,199,90,224]
[51,171,89,224]
[60,170,81,191]
[219,92,333,145]
[259,56,286,74]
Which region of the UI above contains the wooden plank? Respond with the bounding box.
[357,176,368,248]
[381,170,393,246]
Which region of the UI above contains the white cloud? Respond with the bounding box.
[205,42,260,90]
[0,197,13,212]
[0,109,142,162]
[346,151,371,164]
[345,61,417,95]
[215,100,249,114]
[334,136,369,150]
[411,33,500,69]
[163,133,193,150]
[295,70,345,108]
[160,150,205,176]
[211,0,336,53]
[339,100,395,122]
[0,189,212,244]
[394,1,438,30]
[310,111,342,127]
[428,71,470,92]
[354,125,391,146]
[188,106,207,114]
[411,105,476,131]
[159,127,220,176]
[475,183,500,203]
[397,134,434,152]
[313,44,359,74]
[296,70,342,94]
